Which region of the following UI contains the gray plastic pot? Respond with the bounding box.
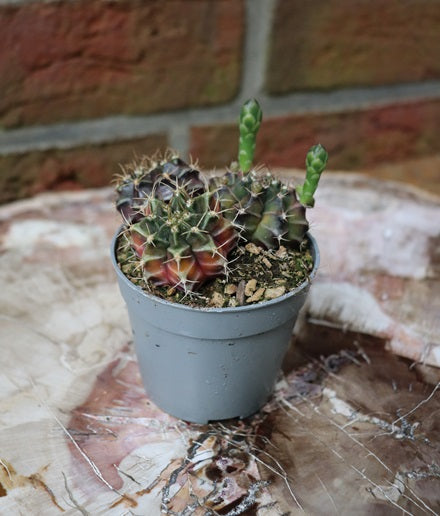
[111,229,319,423]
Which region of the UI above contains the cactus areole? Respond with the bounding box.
[114,100,328,301]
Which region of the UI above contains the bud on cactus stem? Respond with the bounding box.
[238,98,263,174]
[297,144,328,207]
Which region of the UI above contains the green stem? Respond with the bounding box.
[297,144,328,207]
[238,98,263,174]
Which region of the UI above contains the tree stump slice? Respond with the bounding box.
[0,174,439,515]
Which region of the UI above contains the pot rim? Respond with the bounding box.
[111,226,319,313]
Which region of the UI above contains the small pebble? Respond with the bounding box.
[262,257,272,268]
[246,287,265,303]
[245,243,261,255]
[224,284,237,295]
[236,280,246,305]
[264,286,286,300]
[275,246,287,258]
[245,279,257,297]
[210,292,225,307]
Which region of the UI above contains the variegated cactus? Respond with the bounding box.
[115,153,205,224]
[114,100,328,293]
[213,99,328,249]
[116,155,237,291]
[212,169,310,249]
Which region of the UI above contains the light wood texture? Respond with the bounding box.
[0,174,439,514]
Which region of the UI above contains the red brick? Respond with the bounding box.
[0,0,244,128]
[190,99,440,194]
[0,134,167,204]
[266,0,440,93]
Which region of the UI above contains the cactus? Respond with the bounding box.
[296,144,328,207]
[212,170,309,249]
[114,100,328,294]
[211,100,328,250]
[238,99,263,173]
[115,152,205,224]
[115,155,237,292]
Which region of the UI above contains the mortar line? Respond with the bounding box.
[167,122,190,157]
[240,0,276,99]
[1,80,440,155]
[163,0,273,159]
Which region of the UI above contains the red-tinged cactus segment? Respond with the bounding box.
[116,159,238,291]
[129,206,236,291]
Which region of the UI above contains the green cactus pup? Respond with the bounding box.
[238,98,263,173]
[296,143,328,207]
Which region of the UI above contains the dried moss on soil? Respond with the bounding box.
[116,236,313,308]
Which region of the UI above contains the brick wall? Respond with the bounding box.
[1,0,439,203]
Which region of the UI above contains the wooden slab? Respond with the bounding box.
[0,174,439,514]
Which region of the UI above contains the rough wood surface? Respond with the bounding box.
[0,174,439,515]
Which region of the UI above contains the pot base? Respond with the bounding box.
[133,320,293,424]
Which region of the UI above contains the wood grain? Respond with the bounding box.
[0,175,438,514]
